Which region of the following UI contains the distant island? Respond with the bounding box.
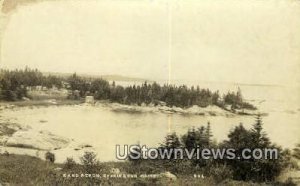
[43,72,150,83]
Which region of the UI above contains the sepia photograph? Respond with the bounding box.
[0,0,299,185]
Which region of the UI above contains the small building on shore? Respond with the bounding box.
[85,96,95,104]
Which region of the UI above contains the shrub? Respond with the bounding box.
[63,157,77,170]
[206,164,233,184]
[45,152,55,163]
[80,151,101,173]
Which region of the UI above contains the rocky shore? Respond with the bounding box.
[96,102,263,116]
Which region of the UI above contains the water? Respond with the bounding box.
[0,83,299,162]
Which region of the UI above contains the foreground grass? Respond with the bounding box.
[0,154,296,186]
[0,154,59,185]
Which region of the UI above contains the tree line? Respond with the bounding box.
[0,68,255,110]
[0,68,62,101]
[67,73,255,110]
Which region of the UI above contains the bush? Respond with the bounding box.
[45,152,55,163]
[63,157,77,170]
[80,151,101,173]
[206,164,233,184]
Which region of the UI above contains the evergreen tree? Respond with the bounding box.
[197,126,206,148]
[160,132,181,160]
[251,114,270,148]
[182,127,197,150]
[224,117,285,182]
[205,122,213,147]
[161,132,181,149]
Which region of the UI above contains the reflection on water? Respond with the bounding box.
[0,83,299,161]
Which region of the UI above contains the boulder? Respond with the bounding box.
[160,171,177,180]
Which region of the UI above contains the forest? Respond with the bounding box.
[0,68,256,110]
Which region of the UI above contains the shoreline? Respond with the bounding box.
[0,99,265,164]
[99,101,263,116]
[0,99,263,117]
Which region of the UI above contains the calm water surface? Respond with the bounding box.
[1,83,299,161]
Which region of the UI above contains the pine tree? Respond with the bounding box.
[160,132,181,160]
[182,127,197,150]
[197,126,206,147]
[253,114,263,135]
[251,114,270,148]
[205,122,213,147]
[161,132,181,149]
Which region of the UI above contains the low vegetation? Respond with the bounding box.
[0,116,298,185]
[127,115,296,183]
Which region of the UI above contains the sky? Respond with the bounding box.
[0,0,299,86]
